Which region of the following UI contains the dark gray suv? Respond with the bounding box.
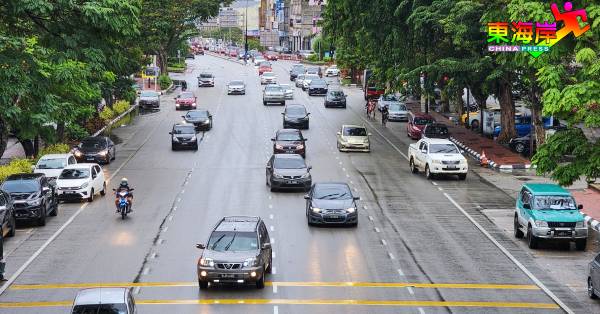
[588,252,600,299]
[196,216,272,289]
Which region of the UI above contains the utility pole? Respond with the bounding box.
[244,0,249,62]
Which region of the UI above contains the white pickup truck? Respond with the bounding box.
[408,138,468,180]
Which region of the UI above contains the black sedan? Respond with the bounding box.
[170,123,198,151]
[282,104,310,129]
[509,134,535,155]
[73,136,116,164]
[307,79,328,96]
[0,173,57,226]
[272,129,307,158]
[266,154,312,192]
[183,110,213,131]
[305,182,359,227]
[324,90,347,108]
[0,189,16,238]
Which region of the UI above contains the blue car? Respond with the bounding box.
[493,116,555,138]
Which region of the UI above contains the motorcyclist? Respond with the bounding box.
[381,105,389,126]
[114,178,133,213]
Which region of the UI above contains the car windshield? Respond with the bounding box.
[311,79,326,85]
[59,169,90,179]
[426,125,448,135]
[1,180,39,193]
[140,91,158,97]
[533,196,577,210]
[382,94,398,101]
[279,84,290,89]
[81,139,106,150]
[429,144,459,154]
[230,81,243,85]
[173,126,195,134]
[343,127,367,136]
[265,86,282,92]
[187,111,208,119]
[329,91,344,97]
[199,74,213,78]
[314,185,352,200]
[259,62,271,67]
[180,92,194,98]
[305,75,319,81]
[37,158,67,169]
[274,157,306,169]
[414,117,433,125]
[207,231,258,251]
[286,107,306,116]
[389,104,406,111]
[72,303,128,314]
[277,132,301,141]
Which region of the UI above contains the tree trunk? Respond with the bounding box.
[529,82,545,148]
[0,117,8,158]
[497,80,516,143]
[19,138,34,158]
[441,90,450,113]
[157,50,168,75]
[56,122,65,142]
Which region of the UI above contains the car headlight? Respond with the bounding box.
[300,172,310,178]
[273,173,283,178]
[199,257,214,267]
[346,207,356,213]
[534,220,548,227]
[297,144,304,149]
[275,144,283,150]
[202,120,210,124]
[432,160,442,164]
[190,135,197,141]
[363,138,369,144]
[172,137,179,142]
[192,103,197,107]
[74,151,82,157]
[243,258,259,267]
[98,150,108,156]
[28,198,42,206]
[312,207,322,213]
[79,182,89,189]
[575,221,585,228]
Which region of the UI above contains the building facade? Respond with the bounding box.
[287,0,324,52]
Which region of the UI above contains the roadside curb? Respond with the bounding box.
[206,52,244,65]
[583,214,600,233]
[93,103,139,137]
[449,136,534,171]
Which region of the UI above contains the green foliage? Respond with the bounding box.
[113,100,130,115]
[158,75,172,90]
[99,106,116,122]
[200,27,244,46]
[65,124,89,141]
[38,144,71,158]
[306,54,319,62]
[0,159,34,182]
[247,38,262,51]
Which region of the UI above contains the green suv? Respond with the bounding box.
[514,183,587,250]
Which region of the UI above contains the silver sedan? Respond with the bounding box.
[279,84,294,99]
[227,80,246,95]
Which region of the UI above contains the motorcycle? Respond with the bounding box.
[113,188,134,219]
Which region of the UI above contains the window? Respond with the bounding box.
[68,157,76,165]
[94,166,101,175]
[429,144,458,154]
[59,169,90,179]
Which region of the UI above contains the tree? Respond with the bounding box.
[141,0,230,74]
[199,27,244,46]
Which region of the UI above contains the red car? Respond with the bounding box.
[229,50,238,57]
[265,53,278,61]
[406,113,435,139]
[259,63,272,75]
[175,91,197,110]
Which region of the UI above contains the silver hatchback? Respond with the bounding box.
[71,288,136,314]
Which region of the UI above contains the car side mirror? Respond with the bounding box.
[281,112,285,115]
[303,138,307,141]
[337,132,341,135]
[196,243,205,249]
[353,196,360,201]
[421,149,427,154]
[169,132,172,135]
[262,242,271,250]
[303,194,310,200]
[42,187,50,193]
[173,97,177,100]
[460,150,465,154]
[578,204,583,210]
[307,166,312,171]
[181,115,185,118]
[523,203,531,209]
[307,113,311,115]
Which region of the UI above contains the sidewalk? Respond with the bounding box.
[405,101,531,169]
[0,138,25,163]
[573,184,600,233]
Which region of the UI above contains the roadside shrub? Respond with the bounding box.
[65,124,89,141]
[38,144,70,157]
[306,54,319,62]
[113,100,130,115]
[158,74,172,90]
[99,106,116,122]
[323,56,332,62]
[0,159,33,182]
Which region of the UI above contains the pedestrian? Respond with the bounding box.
[181,80,187,91]
[382,105,389,127]
[0,232,6,281]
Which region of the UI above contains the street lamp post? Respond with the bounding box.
[244,0,249,63]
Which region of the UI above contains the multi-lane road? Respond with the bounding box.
[0,55,597,313]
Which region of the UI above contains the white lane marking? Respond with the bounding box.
[176,197,181,203]
[269,214,274,219]
[173,206,177,211]
[443,192,574,314]
[269,195,272,200]
[381,239,387,246]
[407,287,415,295]
[364,205,368,210]
[431,182,438,186]
[150,252,157,259]
[368,215,373,221]
[158,238,164,245]
[268,204,273,209]
[272,266,277,274]
[438,187,443,191]
[358,116,409,160]
[418,307,425,314]
[168,215,173,221]
[270,226,274,232]
[350,180,354,184]
[339,161,342,165]
[388,252,395,260]
[374,227,380,233]
[162,227,168,233]
[272,284,278,294]
[346,174,350,178]
[274,306,279,314]
[353,188,358,192]
[342,167,346,172]
[133,286,141,295]
[271,238,275,244]
[397,268,405,277]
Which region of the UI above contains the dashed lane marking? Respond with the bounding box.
[10,281,540,290]
[0,299,558,309]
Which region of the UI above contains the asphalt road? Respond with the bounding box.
[0,55,597,313]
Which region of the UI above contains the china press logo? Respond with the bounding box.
[487,2,591,57]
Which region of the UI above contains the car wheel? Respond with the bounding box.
[458,173,467,180]
[38,206,46,226]
[527,225,538,249]
[410,158,418,174]
[589,277,598,299]
[49,197,58,216]
[171,144,177,151]
[425,165,434,179]
[471,120,480,130]
[514,215,524,238]
[198,280,209,290]
[270,184,276,192]
[266,257,272,274]
[515,143,526,154]
[263,101,267,106]
[256,270,265,289]
[576,239,587,251]
[88,188,94,203]
[100,182,106,196]
[194,144,198,151]
[7,215,16,237]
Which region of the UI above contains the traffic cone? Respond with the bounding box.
[480,150,489,167]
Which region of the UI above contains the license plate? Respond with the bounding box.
[66,191,76,194]
[220,274,235,278]
[287,180,297,184]
[556,231,572,237]
[285,150,294,153]
[329,215,340,219]
[445,166,457,170]
[86,157,94,160]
